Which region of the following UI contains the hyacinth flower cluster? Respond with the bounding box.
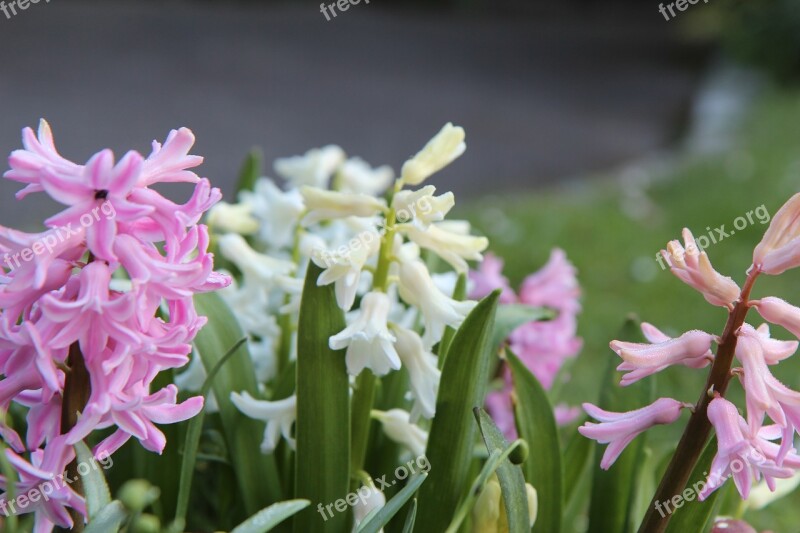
[469,251,583,438]
[579,192,800,530]
[0,121,229,531]
[192,123,491,464]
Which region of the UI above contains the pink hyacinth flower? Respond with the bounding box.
[699,397,794,500]
[661,228,740,307]
[579,397,689,469]
[752,296,800,340]
[735,324,800,435]
[611,328,714,386]
[468,253,517,304]
[0,436,86,532]
[752,192,800,275]
[517,248,581,314]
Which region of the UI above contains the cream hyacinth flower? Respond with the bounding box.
[230,392,296,453]
[329,291,400,376]
[300,186,387,226]
[274,144,345,189]
[372,409,428,458]
[400,123,466,186]
[206,201,259,235]
[398,259,477,348]
[393,326,440,421]
[472,476,538,532]
[218,233,295,287]
[400,221,488,273]
[391,185,455,228]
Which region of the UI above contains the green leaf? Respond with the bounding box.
[507,350,562,533]
[416,291,500,532]
[74,441,112,520]
[491,305,554,352]
[231,499,311,533]
[0,440,19,532]
[356,474,428,533]
[194,292,282,516]
[236,148,263,194]
[664,437,722,533]
[474,408,530,531]
[401,498,418,533]
[173,338,248,529]
[294,262,351,533]
[587,319,654,533]
[563,428,592,508]
[84,500,127,533]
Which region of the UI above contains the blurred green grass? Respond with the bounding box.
[460,87,800,531]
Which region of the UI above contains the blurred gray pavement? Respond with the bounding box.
[0,0,708,228]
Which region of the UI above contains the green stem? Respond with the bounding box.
[637,269,759,533]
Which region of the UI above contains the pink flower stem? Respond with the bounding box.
[638,269,759,533]
[60,342,91,532]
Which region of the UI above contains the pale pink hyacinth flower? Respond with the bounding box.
[751,296,800,339]
[472,249,583,437]
[579,398,690,470]
[752,192,800,275]
[698,397,794,501]
[661,228,740,307]
[0,121,229,530]
[734,324,800,462]
[611,328,714,386]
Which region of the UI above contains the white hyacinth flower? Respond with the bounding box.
[399,221,488,273]
[230,392,297,453]
[311,231,381,310]
[372,409,428,458]
[207,201,259,235]
[240,178,305,249]
[393,326,440,420]
[352,485,386,533]
[398,259,477,348]
[300,186,387,226]
[274,145,345,189]
[400,123,466,186]
[218,276,281,338]
[392,185,455,228]
[329,291,400,376]
[218,233,295,287]
[336,157,394,196]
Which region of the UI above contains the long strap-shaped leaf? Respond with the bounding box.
[416,291,500,532]
[507,350,563,533]
[194,293,283,516]
[293,263,351,533]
